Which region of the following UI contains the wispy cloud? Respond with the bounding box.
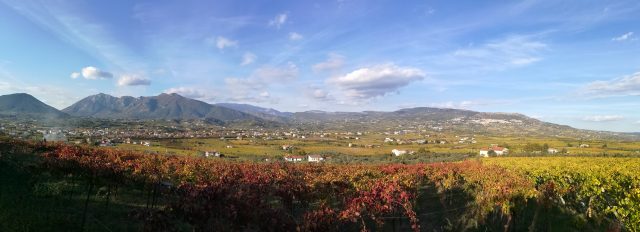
[164,87,215,101]
[306,86,333,101]
[612,32,634,41]
[224,62,298,103]
[208,36,238,50]
[117,74,151,86]
[312,53,345,73]
[581,72,640,97]
[443,35,548,71]
[241,52,257,66]
[582,115,625,122]
[2,2,147,72]
[268,13,287,29]
[289,32,303,41]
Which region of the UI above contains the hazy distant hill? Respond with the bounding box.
[291,107,635,139]
[215,103,293,122]
[57,92,637,139]
[0,93,68,119]
[63,93,267,124]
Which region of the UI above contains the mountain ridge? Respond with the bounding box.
[62,93,269,125]
[1,92,636,139]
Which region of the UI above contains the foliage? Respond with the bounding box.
[487,157,640,231]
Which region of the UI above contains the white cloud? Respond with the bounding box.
[582,72,640,97]
[117,74,151,86]
[447,35,547,71]
[208,36,238,50]
[306,87,333,101]
[241,52,257,66]
[70,72,81,79]
[583,115,625,122]
[510,57,541,65]
[268,13,287,29]
[612,32,634,41]
[329,63,425,99]
[224,63,298,103]
[80,66,113,79]
[289,32,303,41]
[312,53,345,72]
[164,87,214,101]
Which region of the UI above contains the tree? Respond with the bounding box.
[417,147,430,155]
[488,150,497,157]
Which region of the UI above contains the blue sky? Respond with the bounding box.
[1,0,640,132]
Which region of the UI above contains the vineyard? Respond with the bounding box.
[0,138,638,231]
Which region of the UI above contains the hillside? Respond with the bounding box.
[290,107,636,140]
[0,93,68,119]
[215,103,293,122]
[57,93,638,139]
[62,93,268,125]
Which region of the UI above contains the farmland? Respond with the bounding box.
[111,132,640,161]
[2,138,640,231]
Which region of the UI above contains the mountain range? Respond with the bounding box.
[0,92,637,139]
[61,93,265,123]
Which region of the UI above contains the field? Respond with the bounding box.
[111,133,640,161]
[2,138,640,231]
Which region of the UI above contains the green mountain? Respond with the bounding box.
[0,93,68,119]
[62,93,269,125]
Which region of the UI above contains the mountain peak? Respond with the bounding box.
[3,92,36,99]
[0,93,67,118]
[158,92,184,99]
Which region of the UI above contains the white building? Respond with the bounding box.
[284,155,304,162]
[205,151,223,157]
[308,155,325,162]
[392,149,408,156]
[479,146,509,157]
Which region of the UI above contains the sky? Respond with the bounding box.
[0,0,640,132]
